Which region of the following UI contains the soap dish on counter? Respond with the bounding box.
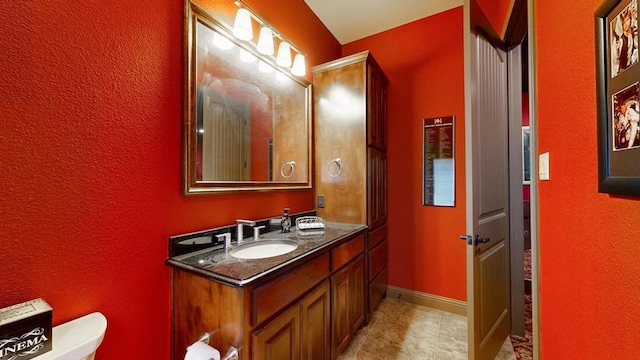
[296,216,325,236]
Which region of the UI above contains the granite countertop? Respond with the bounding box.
[165,222,366,287]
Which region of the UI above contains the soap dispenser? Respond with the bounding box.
[281,208,291,233]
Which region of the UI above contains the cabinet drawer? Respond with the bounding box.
[368,238,387,279]
[368,266,387,313]
[367,224,386,249]
[331,235,364,271]
[252,254,330,326]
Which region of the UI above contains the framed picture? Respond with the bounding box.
[422,116,455,206]
[596,0,640,196]
[522,126,531,184]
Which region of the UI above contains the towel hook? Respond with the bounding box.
[280,161,296,178]
[328,158,343,177]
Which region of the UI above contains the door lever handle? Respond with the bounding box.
[460,234,491,245]
[460,235,473,245]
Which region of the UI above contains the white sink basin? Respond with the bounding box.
[230,240,298,260]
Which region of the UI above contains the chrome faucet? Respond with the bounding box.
[215,232,232,250]
[236,219,256,244]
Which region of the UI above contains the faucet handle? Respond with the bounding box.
[216,232,232,249]
[253,225,266,241]
[236,219,256,226]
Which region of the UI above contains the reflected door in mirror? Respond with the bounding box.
[198,88,251,181]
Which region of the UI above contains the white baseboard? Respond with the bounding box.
[386,285,467,316]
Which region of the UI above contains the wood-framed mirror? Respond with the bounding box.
[183,1,312,194]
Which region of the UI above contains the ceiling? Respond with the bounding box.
[304,0,463,44]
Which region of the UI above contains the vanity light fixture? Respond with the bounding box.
[291,54,306,76]
[232,8,253,41]
[256,27,274,55]
[233,1,306,77]
[276,41,292,67]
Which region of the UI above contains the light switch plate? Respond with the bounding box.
[539,152,550,180]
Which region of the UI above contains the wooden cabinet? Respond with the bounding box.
[252,303,301,360]
[313,51,389,322]
[367,148,387,229]
[349,256,365,332]
[331,264,350,355]
[251,255,330,327]
[367,63,387,151]
[330,235,365,359]
[171,230,365,360]
[313,51,388,227]
[253,280,331,360]
[367,224,388,313]
[301,281,331,360]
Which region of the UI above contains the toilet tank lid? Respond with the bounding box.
[37,312,107,360]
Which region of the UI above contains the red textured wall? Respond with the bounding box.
[0,1,339,359]
[536,0,640,357]
[343,7,467,301]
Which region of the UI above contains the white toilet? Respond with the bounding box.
[38,312,107,360]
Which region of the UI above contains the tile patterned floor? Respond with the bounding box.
[337,297,516,360]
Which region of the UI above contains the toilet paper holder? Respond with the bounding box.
[196,333,239,360]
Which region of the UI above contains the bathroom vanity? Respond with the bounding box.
[173,2,383,359]
[166,222,367,360]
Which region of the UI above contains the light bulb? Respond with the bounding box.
[232,8,253,41]
[256,27,274,55]
[276,42,292,67]
[291,53,306,76]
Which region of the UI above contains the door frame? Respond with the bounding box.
[507,43,525,338]
[526,0,540,357]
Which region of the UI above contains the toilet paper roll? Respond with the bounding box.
[185,341,221,360]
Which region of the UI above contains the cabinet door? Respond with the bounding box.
[350,256,366,332]
[331,256,366,358]
[301,280,330,360]
[313,60,367,225]
[367,148,387,229]
[367,64,388,151]
[252,304,301,360]
[331,265,351,357]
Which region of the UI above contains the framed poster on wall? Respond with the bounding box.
[422,116,455,206]
[596,0,640,196]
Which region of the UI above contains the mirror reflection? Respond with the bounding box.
[185,4,311,193]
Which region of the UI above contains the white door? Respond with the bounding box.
[464,13,512,360]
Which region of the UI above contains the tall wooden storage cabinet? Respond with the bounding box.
[312,51,389,319]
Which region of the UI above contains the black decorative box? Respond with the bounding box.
[0,298,52,360]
